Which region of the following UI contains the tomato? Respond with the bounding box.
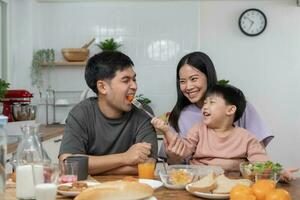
[265,189,291,200]
[126,95,134,102]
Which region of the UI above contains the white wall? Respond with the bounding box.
[9,0,200,123]
[199,0,300,173]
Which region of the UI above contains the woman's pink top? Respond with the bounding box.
[183,123,269,171]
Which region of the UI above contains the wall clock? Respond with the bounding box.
[239,8,267,36]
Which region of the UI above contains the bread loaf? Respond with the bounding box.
[74,180,154,200]
[187,172,217,193]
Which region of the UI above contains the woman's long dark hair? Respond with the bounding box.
[168,52,218,132]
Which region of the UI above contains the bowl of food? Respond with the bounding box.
[240,161,282,183]
[159,165,196,189]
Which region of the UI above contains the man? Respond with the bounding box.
[59,51,157,175]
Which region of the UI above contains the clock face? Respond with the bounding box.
[239,8,267,36]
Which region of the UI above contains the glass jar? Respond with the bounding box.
[16,125,45,199]
[0,115,8,195]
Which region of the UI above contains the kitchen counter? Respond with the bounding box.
[7,124,65,154]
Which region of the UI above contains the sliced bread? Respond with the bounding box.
[212,174,252,194]
[187,172,217,193]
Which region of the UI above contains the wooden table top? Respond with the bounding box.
[4,175,300,199]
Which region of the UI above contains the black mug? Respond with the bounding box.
[65,155,89,181]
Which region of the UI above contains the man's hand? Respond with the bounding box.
[122,142,151,165]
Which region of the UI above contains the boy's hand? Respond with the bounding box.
[151,117,169,133]
[165,137,187,158]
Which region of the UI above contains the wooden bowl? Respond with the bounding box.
[61,48,89,62]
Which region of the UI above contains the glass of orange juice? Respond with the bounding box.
[138,158,156,179]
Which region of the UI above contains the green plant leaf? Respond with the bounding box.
[136,94,151,105]
[218,79,230,86]
[95,38,122,51]
[0,79,10,100]
[30,49,55,95]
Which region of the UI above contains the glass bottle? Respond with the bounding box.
[16,124,44,199]
[0,115,8,196]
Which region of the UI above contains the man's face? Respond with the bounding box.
[100,67,137,117]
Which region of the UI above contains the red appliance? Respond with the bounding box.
[1,89,33,122]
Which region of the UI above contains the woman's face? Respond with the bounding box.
[179,64,208,106]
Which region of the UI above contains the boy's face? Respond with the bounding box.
[97,67,137,117]
[202,94,236,128]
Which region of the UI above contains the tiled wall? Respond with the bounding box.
[10,0,200,123]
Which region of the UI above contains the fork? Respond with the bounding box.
[131,99,154,118]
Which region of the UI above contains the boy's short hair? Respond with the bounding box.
[205,84,246,122]
[85,51,134,94]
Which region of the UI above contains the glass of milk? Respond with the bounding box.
[35,163,59,200]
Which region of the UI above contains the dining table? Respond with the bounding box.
[4,175,300,200]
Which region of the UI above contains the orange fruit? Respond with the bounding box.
[230,184,254,199]
[231,193,257,200]
[252,179,276,200]
[265,189,291,200]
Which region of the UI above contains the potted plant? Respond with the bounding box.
[0,79,9,100]
[218,79,230,86]
[136,94,151,105]
[95,38,122,52]
[30,49,55,96]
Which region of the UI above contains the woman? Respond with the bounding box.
[159,51,273,163]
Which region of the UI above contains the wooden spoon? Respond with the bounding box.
[81,38,95,49]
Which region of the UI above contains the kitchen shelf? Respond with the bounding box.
[42,61,86,66]
[45,89,84,125]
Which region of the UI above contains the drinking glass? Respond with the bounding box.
[59,160,78,183]
[35,163,59,200]
[138,158,156,179]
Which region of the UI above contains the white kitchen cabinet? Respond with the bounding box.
[42,135,62,164]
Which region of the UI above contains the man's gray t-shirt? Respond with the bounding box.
[59,97,158,158]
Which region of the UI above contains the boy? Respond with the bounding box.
[152,84,268,171]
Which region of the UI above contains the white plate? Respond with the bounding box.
[57,181,101,197]
[139,179,163,190]
[146,197,157,200]
[185,184,229,199]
